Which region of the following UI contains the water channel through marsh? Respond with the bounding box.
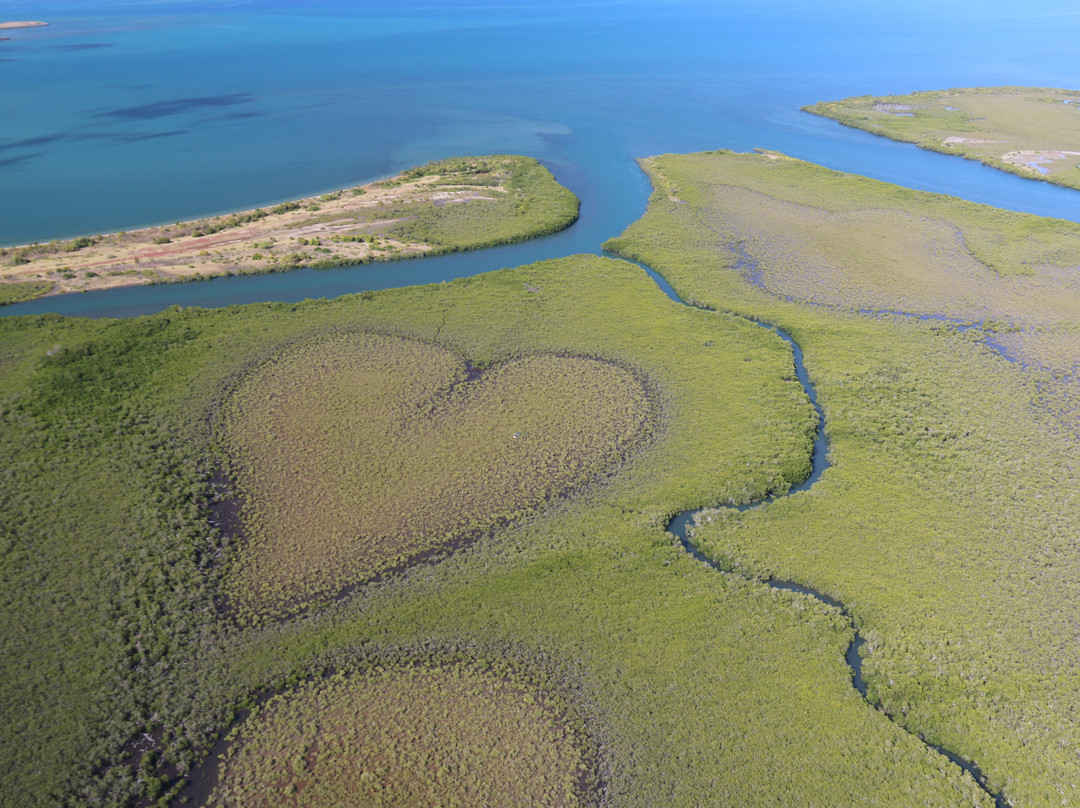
[21,224,1009,804]
[619,254,1009,808]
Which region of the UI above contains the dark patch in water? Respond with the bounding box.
[0,133,67,153]
[53,43,113,51]
[96,93,253,121]
[0,153,38,168]
[115,129,190,143]
[214,110,265,120]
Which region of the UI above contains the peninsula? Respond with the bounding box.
[0,154,578,304]
[805,86,1080,190]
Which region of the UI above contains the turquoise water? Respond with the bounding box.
[4,0,1080,317]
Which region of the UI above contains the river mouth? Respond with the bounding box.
[613,250,1010,808]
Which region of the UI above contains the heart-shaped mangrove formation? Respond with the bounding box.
[220,331,655,619]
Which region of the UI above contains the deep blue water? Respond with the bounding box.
[4,0,1080,318]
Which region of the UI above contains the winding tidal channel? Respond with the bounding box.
[618,255,1009,808]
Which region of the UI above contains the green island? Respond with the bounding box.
[4,145,1080,808]
[4,249,987,808]
[0,154,578,303]
[805,86,1080,190]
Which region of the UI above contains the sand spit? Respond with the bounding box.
[0,163,520,298]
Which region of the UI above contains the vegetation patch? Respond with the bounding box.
[805,86,1080,190]
[604,148,1080,396]
[208,659,596,808]
[0,279,50,305]
[381,155,579,248]
[0,155,578,301]
[605,149,1080,806]
[2,254,991,808]
[221,333,655,620]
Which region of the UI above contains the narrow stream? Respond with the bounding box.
[615,252,1009,807]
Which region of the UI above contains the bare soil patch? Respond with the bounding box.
[1000,148,1080,174]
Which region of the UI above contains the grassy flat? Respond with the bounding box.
[806,86,1080,190]
[0,155,577,302]
[5,253,996,808]
[209,662,593,808]
[606,148,1080,401]
[12,147,1080,808]
[222,333,654,620]
[605,148,1080,806]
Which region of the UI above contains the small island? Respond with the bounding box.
[805,86,1080,190]
[0,154,578,305]
[0,20,46,40]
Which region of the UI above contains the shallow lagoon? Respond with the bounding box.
[4,0,1080,317]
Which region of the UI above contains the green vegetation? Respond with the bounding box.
[0,279,50,304]
[4,252,995,808]
[209,659,595,807]
[222,334,654,620]
[604,149,1080,806]
[604,147,1080,442]
[806,86,1080,190]
[378,155,579,250]
[62,236,97,252]
[14,144,1080,808]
